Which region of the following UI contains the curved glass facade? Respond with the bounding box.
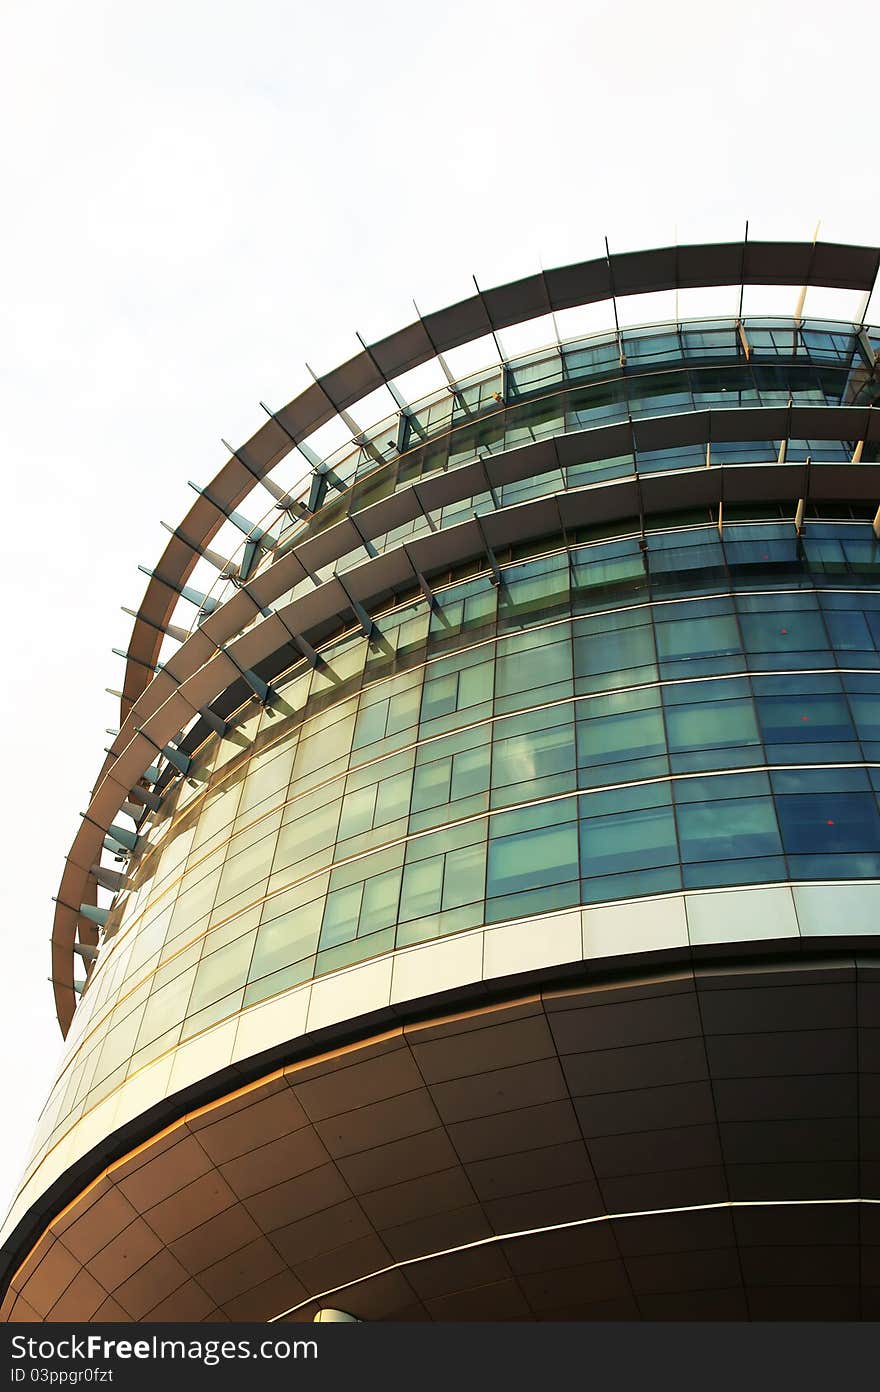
[25,513,880,1175]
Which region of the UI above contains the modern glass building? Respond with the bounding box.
[4,238,880,1321]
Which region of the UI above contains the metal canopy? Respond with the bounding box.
[120,241,880,721]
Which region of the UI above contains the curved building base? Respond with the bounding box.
[4,948,880,1322]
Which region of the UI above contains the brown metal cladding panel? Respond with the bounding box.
[178,659,237,715]
[137,690,199,748]
[57,1185,136,1264]
[486,438,559,488]
[263,1202,371,1268]
[335,1128,459,1195]
[212,454,275,505]
[810,463,880,499]
[272,382,335,442]
[51,912,77,968]
[18,1244,81,1318]
[380,1203,492,1264]
[368,320,435,381]
[640,469,719,512]
[287,1039,419,1118]
[483,496,561,549]
[124,620,164,674]
[431,1058,569,1126]
[317,353,384,414]
[555,420,633,466]
[544,257,613,312]
[791,404,868,440]
[266,600,313,655]
[15,974,880,1319]
[87,772,136,827]
[59,823,99,881]
[680,242,751,292]
[85,1219,164,1294]
[102,770,136,815]
[245,551,310,609]
[279,576,348,633]
[118,668,188,732]
[231,418,293,475]
[160,630,218,685]
[744,241,813,286]
[612,243,682,294]
[709,406,790,442]
[811,241,880,290]
[109,730,158,784]
[198,588,260,644]
[219,1270,307,1322]
[355,488,420,540]
[721,465,802,502]
[341,549,412,604]
[296,519,361,572]
[240,1162,352,1233]
[404,1243,513,1301]
[220,1130,331,1201]
[483,272,550,330]
[421,295,493,355]
[113,1248,191,1319]
[232,613,292,671]
[423,1274,530,1321]
[417,459,484,511]
[190,1087,308,1164]
[314,1090,441,1160]
[561,478,640,527]
[149,1281,219,1322]
[634,408,708,452]
[406,518,483,578]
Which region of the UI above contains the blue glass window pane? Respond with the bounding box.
[738,607,829,655]
[787,853,880,880]
[499,555,570,625]
[492,713,576,802]
[581,865,682,904]
[770,767,870,794]
[665,696,760,752]
[573,616,656,690]
[571,541,645,603]
[776,793,880,855]
[580,805,678,876]
[756,693,855,743]
[487,801,579,899]
[673,771,771,802]
[655,614,742,667]
[360,868,402,933]
[850,692,880,741]
[319,884,362,947]
[683,857,787,889]
[399,857,443,920]
[576,692,666,770]
[452,746,491,798]
[495,628,573,709]
[677,796,781,862]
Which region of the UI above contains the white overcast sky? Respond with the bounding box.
[1,0,878,1215]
